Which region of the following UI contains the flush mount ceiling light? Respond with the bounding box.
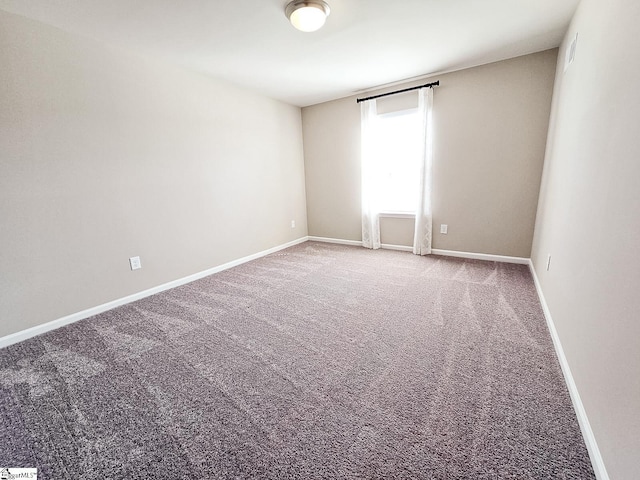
[285,0,330,32]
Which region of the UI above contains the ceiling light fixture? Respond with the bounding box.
[285,0,330,33]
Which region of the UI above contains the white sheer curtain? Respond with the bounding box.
[361,99,381,249]
[413,87,434,255]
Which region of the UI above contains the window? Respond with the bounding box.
[366,108,422,214]
[361,87,433,253]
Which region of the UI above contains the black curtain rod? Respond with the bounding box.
[356,81,439,103]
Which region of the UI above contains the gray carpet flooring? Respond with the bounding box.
[0,241,595,479]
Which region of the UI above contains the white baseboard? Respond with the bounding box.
[380,243,413,252]
[308,237,412,252]
[528,260,609,480]
[308,237,530,264]
[432,248,530,264]
[0,236,308,350]
[307,236,363,246]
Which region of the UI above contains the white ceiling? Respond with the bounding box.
[0,0,580,106]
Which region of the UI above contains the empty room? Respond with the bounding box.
[0,0,638,479]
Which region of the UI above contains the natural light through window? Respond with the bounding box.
[367,108,421,213]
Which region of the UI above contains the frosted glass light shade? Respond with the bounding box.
[286,1,330,32]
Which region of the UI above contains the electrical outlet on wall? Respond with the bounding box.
[291,220,296,228]
[440,224,448,234]
[129,256,142,271]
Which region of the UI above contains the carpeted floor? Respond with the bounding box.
[0,241,595,479]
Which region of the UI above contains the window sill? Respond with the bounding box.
[379,212,415,219]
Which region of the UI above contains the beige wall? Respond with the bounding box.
[379,217,415,247]
[0,10,307,338]
[302,50,557,257]
[531,0,640,477]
